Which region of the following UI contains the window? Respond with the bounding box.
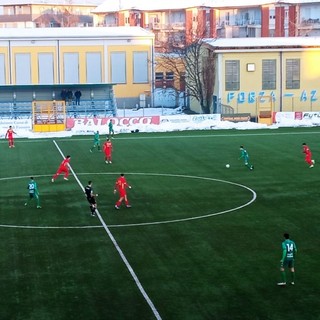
[38,53,54,84]
[155,72,164,81]
[225,60,240,91]
[86,52,102,83]
[15,53,31,84]
[165,72,174,81]
[262,59,276,90]
[63,53,79,84]
[0,53,5,84]
[133,51,148,83]
[179,72,186,91]
[111,52,126,83]
[286,59,300,89]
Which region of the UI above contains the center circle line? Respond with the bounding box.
[0,173,257,229]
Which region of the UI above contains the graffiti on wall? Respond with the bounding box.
[227,90,318,104]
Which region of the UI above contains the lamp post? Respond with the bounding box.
[90,90,95,116]
[12,92,17,118]
[162,81,166,115]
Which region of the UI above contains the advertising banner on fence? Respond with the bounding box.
[273,111,320,125]
[0,118,32,133]
[221,113,251,122]
[66,116,161,134]
[66,114,222,134]
[301,112,320,123]
[160,114,220,124]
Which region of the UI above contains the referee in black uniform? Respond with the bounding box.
[85,181,97,216]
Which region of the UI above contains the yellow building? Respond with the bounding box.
[0,27,154,110]
[202,37,320,121]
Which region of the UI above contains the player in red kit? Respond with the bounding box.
[5,126,17,148]
[52,155,71,182]
[103,138,113,164]
[302,143,315,168]
[114,173,132,209]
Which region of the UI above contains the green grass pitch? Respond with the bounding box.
[0,127,320,320]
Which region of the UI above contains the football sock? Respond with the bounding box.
[291,272,295,282]
[281,271,287,283]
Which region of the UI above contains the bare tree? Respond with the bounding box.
[35,0,80,27]
[156,28,216,114]
[184,40,215,114]
[60,0,80,28]
[61,9,80,27]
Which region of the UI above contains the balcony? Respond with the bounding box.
[234,19,261,26]
[301,18,320,25]
[149,22,186,31]
[300,18,320,29]
[170,22,185,30]
[0,13,33,23]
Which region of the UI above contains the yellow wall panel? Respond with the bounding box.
[11,46,57,84]
[108,45,152,98]
[0,47,9,83]
[60,45,104,83]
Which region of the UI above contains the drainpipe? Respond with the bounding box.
[8,40,12,84]
[279,50,283,112]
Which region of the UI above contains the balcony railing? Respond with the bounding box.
[217,19,261,28]
[147,22,186,30]
[300,18,320,26]
[0,100,115,119]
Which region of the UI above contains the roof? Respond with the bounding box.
[0,0,103,6]
[0,83,114,90]
[204,36,320,50]
[211,0,320,6]
[92,0,208,13]
[278,0,320,3]
[0,26,154,39]
[92,0,320,13]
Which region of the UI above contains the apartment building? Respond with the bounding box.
[0,0,103,28]
[92,0,320,48]
[1,1,319,43]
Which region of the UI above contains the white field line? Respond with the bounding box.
[1,129,320,144]
[52,140,162,320]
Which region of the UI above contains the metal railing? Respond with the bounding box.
[0,100,116,119]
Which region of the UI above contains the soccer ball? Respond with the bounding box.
[226,164,230,168]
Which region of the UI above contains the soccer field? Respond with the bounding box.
[1,127,320,320]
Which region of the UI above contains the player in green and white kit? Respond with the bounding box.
[277,233,297,286]
[108,120,114,138]
[90,131,101,152]
[25,177,41,208]
[239,145,254,170]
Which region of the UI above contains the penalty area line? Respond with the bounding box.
[52,140,162,320]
